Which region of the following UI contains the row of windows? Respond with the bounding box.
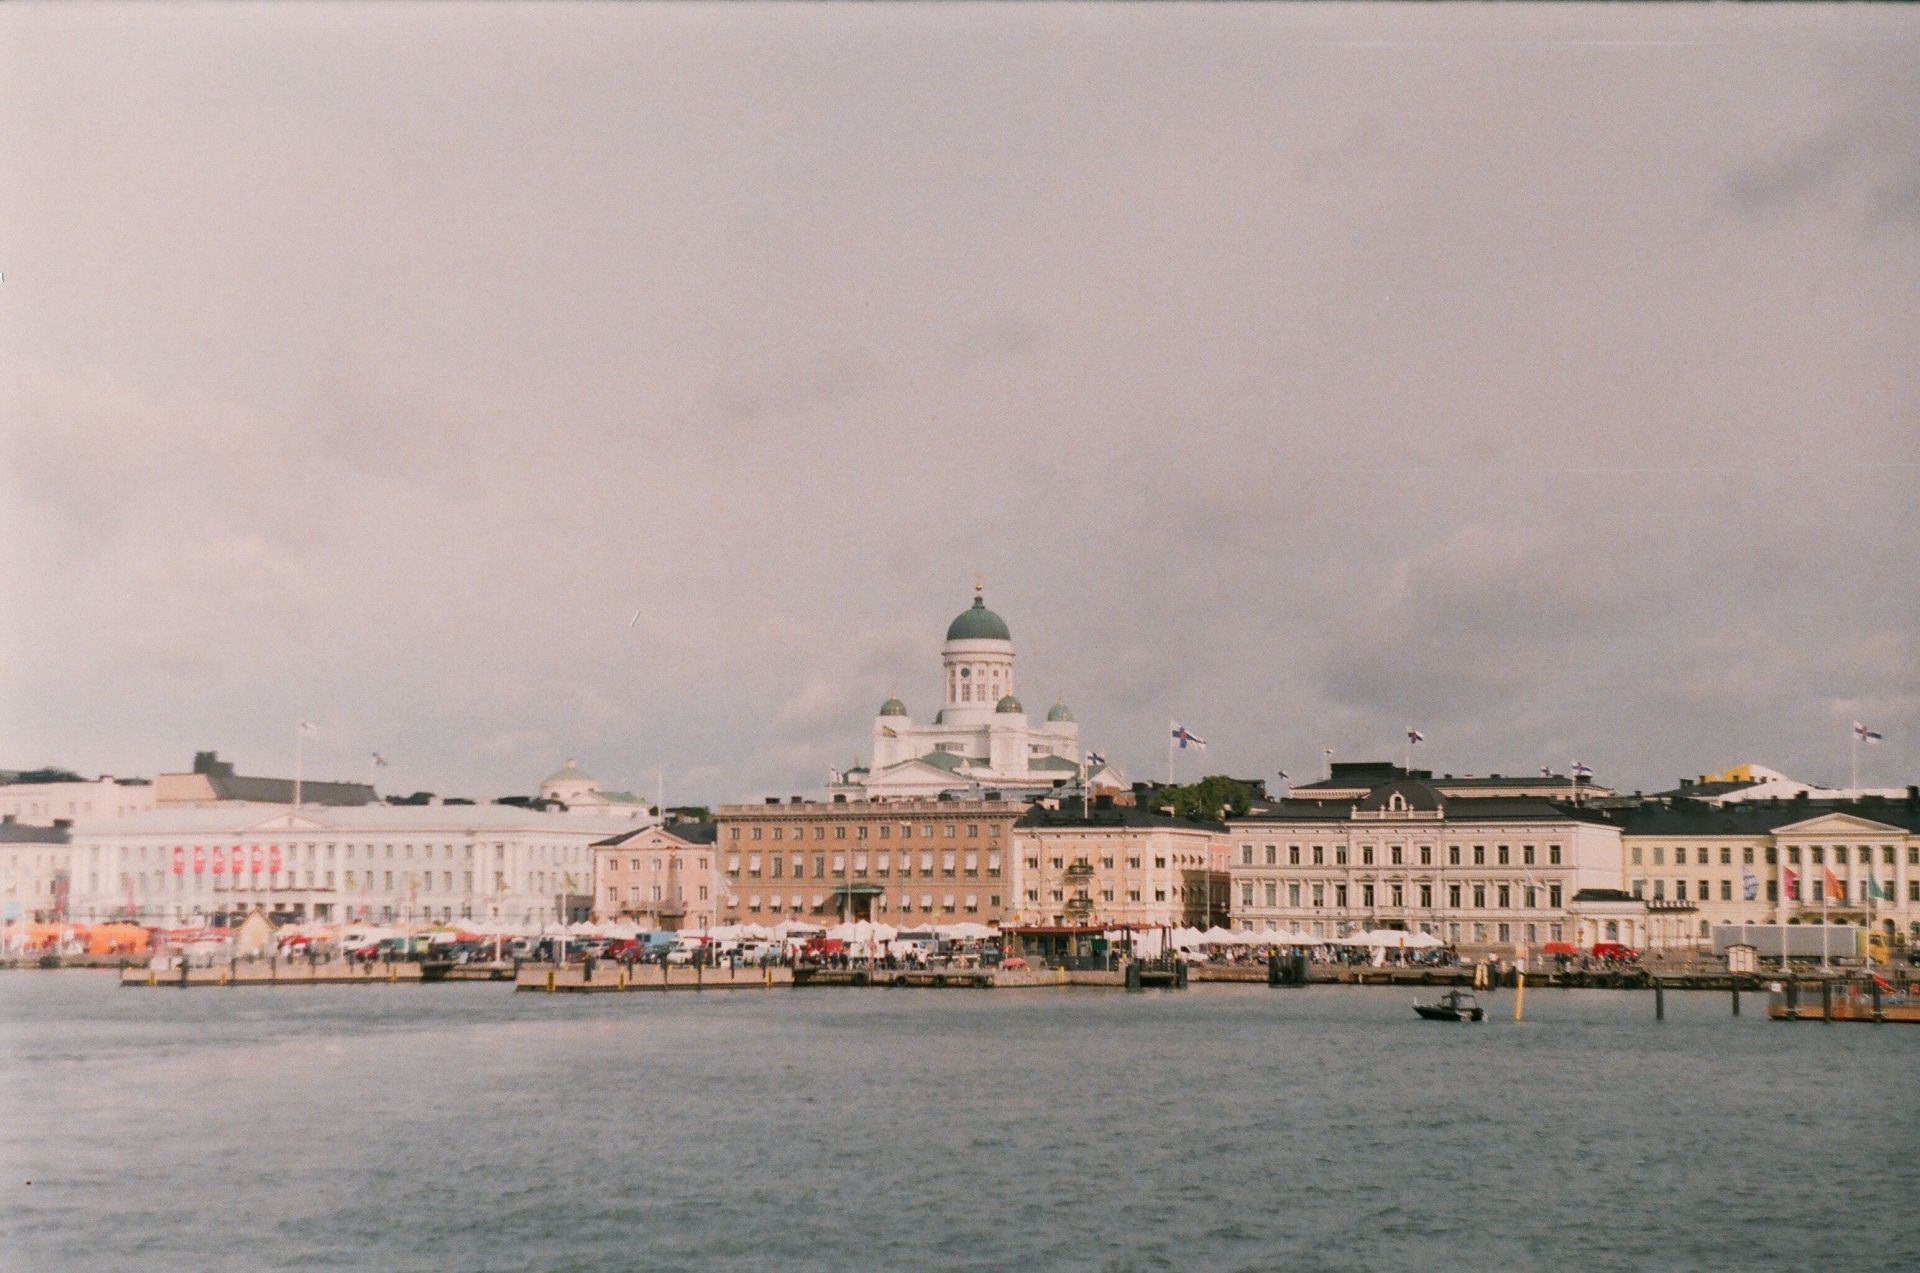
[726,852,1001,878]
[1634,878,1920,903]
[1238,880,1566,910]
[606,855,711,873]
[1236,843,1564,868]
[1631,843,1914,867]
[739,893,999,915]
[729,822,1002,842]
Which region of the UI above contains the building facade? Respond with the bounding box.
[0,774,155,827]
[1011,801,1228,928]
[591,822,720,930]
[63,804,643,926]
[1616,797,1920,950]
[1227,779,1625,952]
[716,797,1024,925]
[0,818,72,921]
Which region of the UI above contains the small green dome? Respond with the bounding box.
[878,697,907,717]
[945,595,1012,642]
[996,695,1023,714]
[1046,701,1073,722]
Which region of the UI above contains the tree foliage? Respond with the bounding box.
[1154,774,1254,821]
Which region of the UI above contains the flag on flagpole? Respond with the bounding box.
[1406,728,1424,745]
[1852,721,1884,743]
[1087,751,1107,768]
[1539,766,1552,778]
[1867,876,1891,902]
[371,752,389,767]
[298,720,318,734]
[1741,869,1759,902]
[1823,867,1845,903]
[1171,724,1207,751]
[1276,770,1289,781]
[1783,867,1799,901]
[1571,761,1594,778]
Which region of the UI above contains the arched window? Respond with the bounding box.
[1388,794,1407,812]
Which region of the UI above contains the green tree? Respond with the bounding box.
[1156,775,1253,821]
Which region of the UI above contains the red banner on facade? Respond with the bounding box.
[269,844,282,874]
[172,845,185,875]
[193,845,206,874]
[250,844,263,874]
[213,846,226,875]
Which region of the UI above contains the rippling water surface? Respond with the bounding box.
[2,975,1916,1272]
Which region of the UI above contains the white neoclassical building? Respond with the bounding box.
[537,759,655,820]
[62,803,647,927]
[828,587,1122,800]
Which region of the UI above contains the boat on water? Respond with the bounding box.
[1413,989,1485,1022]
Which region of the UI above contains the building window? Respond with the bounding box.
[1473,846,1486,866]
[1240,845,1254,866]
[1264,845,1277,866]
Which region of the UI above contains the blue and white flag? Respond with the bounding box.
[1571,761,1594,778]
[1853,721,1884,743]
[1741,869,1760,902]
[1171,724,1207,751]
[1276,769,1289,781]
[1539,765,1552,778]
[1406,727,1425,745]
[1086,751,1107,768]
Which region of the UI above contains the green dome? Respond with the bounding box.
[878,697,907,717]
[995,695,1024,714]
[1046,702,1074,723]
[945,595,1011,642]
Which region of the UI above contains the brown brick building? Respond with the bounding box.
[715,796,1023,925]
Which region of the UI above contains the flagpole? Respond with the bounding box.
[1167,726,1174,786]
[1850,726,1859,791]
[294,722,305,812]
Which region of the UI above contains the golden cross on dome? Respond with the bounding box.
[974,570,984,596]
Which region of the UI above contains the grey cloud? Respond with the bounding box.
[2,4,1915,803]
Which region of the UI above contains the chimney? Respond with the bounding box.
[764,797,780,805]
[789,795,804,805]
[53,818,72,829]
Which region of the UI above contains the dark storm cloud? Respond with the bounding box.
[1,4,1915,802]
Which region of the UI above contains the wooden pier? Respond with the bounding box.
[515,963,795,993]
[121,960,428,988]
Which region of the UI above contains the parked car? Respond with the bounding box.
[1590,942,1640,962]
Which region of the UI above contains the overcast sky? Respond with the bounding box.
[3,4,1915,806]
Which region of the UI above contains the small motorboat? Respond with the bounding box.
[1413,989,1485,1022]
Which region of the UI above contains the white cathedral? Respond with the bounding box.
[827,586,1125,801]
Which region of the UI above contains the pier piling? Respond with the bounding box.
[1654,977,1665,1021]
[1730,980,1740,1017]
[1820,979,1833,1023]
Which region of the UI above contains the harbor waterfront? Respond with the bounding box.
[3,975,1918,1273]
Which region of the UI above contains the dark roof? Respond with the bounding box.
[1571,888,1637,903]
[1291,762,1420,790]
[1609,798,1920,837]
[190,751,375,807]
[1019,803,1227,834]
[1236,790,1613,827]
[593,821,720,849]
[0,821,70,843]
[1648,780,1764,799]
[1292,762,1606,795]
[1355,779,1445,813]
